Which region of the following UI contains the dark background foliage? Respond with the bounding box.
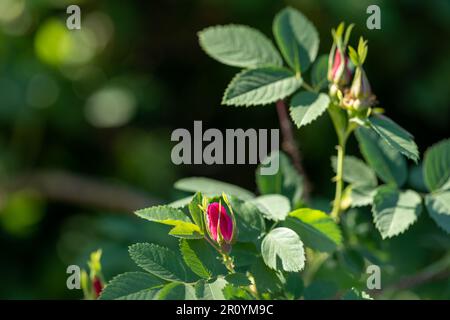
[0,0,448,298]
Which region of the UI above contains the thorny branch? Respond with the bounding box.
[275,99,312,198]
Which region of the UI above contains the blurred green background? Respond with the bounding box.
[0,0,448,299]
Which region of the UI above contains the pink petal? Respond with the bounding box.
[207,202,233,242]
[207,202,220,241]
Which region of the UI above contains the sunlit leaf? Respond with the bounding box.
[425,191,450,234]
[174,177,254,200]
[273,7,319,73]
[129,243,198,283]
[222,67,301,106]
[289,91,329,128]
[198,25,282,68]
[423,139,450,192]
[99,272,165,300]
[372,186,422,239]
[284,208,342,253]
[261,227,305,272]
[369,116,419,163]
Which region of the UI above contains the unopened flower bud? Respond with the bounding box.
[350,67,372,100]
[329,83,339,98]
[206,202,234,244]
[328,47,352,86]
[328,22,354,89]
[343,38,376,110]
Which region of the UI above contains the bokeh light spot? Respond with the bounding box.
[34,18,96,67]
[0,0,25,24]
[85,86,137,128]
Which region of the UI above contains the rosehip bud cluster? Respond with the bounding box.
[328,23,377,113]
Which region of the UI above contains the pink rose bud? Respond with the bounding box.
[328,47,351,86]
[206,202,234,243]
[328,23,354,88]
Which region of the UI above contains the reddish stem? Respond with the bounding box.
[275,99,311,198]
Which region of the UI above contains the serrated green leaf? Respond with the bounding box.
[156,282,197,300]
[331,155,377,187]
[273,7,319,73]
[174,177,254,200]
[135,205,192,224]
[289,91,329,128]
[168,223,203,239]
[261,227,305,272]
[135,205,202,239]
[256,150,304,206]
[168,196,193,208]
[248,194,291,221]
[350,184,377,207]
[423,139,450,192]
[222,67,300,106]
[195,278,227,300]
[369,116,419,162]
[372,186,422,239]
[179,240,209,279]
[356,127,407,187]
[188,192,206,233]
[284,208,342,253]
[129,243,198,283]
[99,272,165,300]
[198,24,282,68]
[311,54,328,90]
[179,239,227,279]
[229,197,266,243]
[425,191,450,234]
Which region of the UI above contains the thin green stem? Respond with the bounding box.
[222,253,235,273]
[331,139,346,221]
[330,125,354,222]
[301,81,317,93]
[328,101,356,222]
